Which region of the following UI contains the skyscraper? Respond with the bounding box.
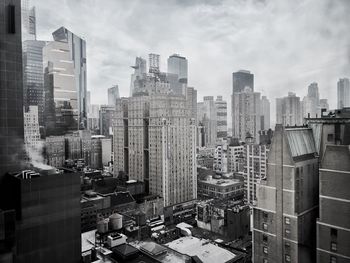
[43,27,87,135]
[337,78,350,109]
[129,56,147,96]
[232,70,254,93]
[21,0,36,41]
[232,87,261,142]
[186,87,197,123]
[197,96,217,146]
[0,0,24,178]
[253,125,319,263]
[149,53,160,73]
[167,54,188,95]
[215,96,228,140]
[23,40,46,126]
[260,96,270,130]
[302,82,320,118]
[108,85,119,106]
[276,92,302,126]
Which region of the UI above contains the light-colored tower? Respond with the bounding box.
[253,125,319,263]
[215,96,228,140]
[261,96,270,130]
[276,92,302,126]
[108,85,119,106]
[302,82,320,119]
[232,87,261,142]
[337,78,350,109]
[43,27,87,135]
[21,0,36,41]
[130,56,147,96]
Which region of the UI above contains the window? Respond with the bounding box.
[263,259,268,263]
[330,256,337,263]
[263,234,268,243]
[331,242,337,252]
[263,246,268,254]
[285,254,291,262]
[331,228,338,238]
[263,211,268,220]
[285,217,290,225]
[263,223,268,231]
[285,242,290,249]
[327,133,334,142]
[285,229,291,237]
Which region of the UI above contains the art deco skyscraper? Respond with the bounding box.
[337,78,350,109]
[43,27,87,135]
[114,59,197,206]
[0,0,24,178]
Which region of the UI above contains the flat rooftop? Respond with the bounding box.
[199,177,241,187]
[165,236,236,263]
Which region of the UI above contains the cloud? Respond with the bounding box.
[34,0,350,126]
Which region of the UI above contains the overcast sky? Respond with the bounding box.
[34,0,350,125]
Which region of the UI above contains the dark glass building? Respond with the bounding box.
[0,168,81,263]
[0,0,24,179]
[232,70,254,93]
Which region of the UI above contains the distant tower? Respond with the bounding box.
[232,70,254,93]
[108,85,120,106]
[149,53,160,73]
[337,78,350,109]
[167,54,188,84]
[276,92,302,126]
[215,96,228,140]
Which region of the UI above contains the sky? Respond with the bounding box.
[33,0,350,126]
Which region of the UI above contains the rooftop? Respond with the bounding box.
[165,236,236,263]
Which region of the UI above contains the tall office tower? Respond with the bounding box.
[215,96,228,140]
[243,141,269,205]
[319,99,329,111]
[24,106,41,158]
[130,56,147,96]
[149,53,160,73]
[0,168,81,263]
[317,145,350,263]
[260,96,270,130]
[253,125,319,263]
[23,40,46,126]
[108,85,119,106]
[186,87,197,123]
[167,54,188,95]
[197,96,217,147]
[303,82,320,118]
[167,54,188,84]
[43,26,87,136]
[232,70,254,93]
[113,94,197,206]
[99,105,115,137]
[276,92,302,126]
[0,0,25,178]
[21,0,36,41]
[232,87,261,142]
[337,78,350,109]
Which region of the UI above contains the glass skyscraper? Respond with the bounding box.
[43,27,87,135]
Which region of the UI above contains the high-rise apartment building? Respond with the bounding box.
[232,88,261,142]
[337,78,350,109]
[276,92,302,126]
[232,70,254,93]
[215,96,228,140]
[113,94,197,206]
[198,96,217,147]
[253,125,319,263]
[43,27,87,135]
[0,0,24,178]
[260,96,270,130]
[108,85,119,106]
[227,139,244,173]
[23,40,46,126]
